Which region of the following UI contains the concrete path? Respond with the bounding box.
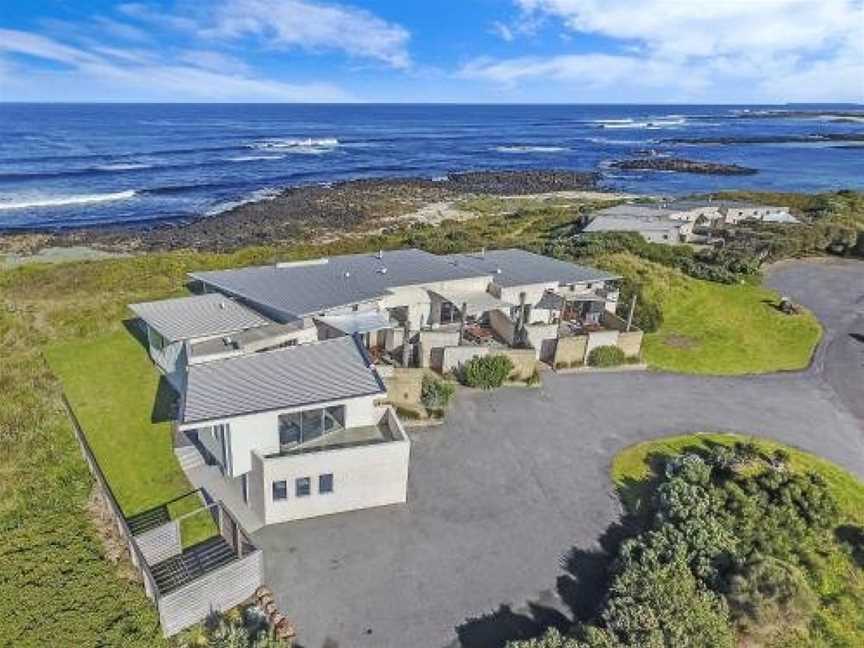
[254,258,864,648]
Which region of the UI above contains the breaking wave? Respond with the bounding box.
[0,190,137,210]
[94,163,152,171]
[205,187,281,216]
[226,155,286,162]
[495,145,569,153]
[249,137,340,153]
[593,117,686,129]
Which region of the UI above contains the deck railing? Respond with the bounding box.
[61,393,263,636]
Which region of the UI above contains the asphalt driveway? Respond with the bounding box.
[254,258,864,648]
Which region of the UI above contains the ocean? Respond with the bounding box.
[0,103,862,230]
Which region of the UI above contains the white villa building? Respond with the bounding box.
[130,248,636,528]
[585,199,797,244]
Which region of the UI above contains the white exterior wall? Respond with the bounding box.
[251,411,410,524]
[378,286,431,330]
[496,282,556,311]
[585,329,620,356]
[181,393,384,478]
[145,327,187,390]
[524,323,559,355]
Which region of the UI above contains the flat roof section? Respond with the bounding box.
[450,248,618,288]
[129,293,272,342]
[180,336,386,425]
[189,249,486,320]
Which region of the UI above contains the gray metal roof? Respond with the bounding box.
[583,214,681,233]
[129,294,272,342]
[591,203,681,219]
[181,336,385,425]
[450,249,618,288]
[189,249,484,319]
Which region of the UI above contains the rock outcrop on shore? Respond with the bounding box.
[663,132,864,145]
[0,170,598,253]
[610,158,757,175]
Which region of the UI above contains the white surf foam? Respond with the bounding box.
[250,137,340,153]
[205,187,281,216]
[95,163,152,171]
[227,155,286,162]
[495,145,569,153]
[0,190,137,210]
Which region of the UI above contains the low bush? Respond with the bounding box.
[460,354,514,389]
[587,345,626,367]
[421,376,455,410]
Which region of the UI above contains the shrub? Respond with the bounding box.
[726,556,817,640]
[587,345,626,368]
[421,376,455,410]
[460,354,514,389]
[525,367,541,386]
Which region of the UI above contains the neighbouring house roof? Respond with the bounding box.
[583,214,681,234]
[450,248,618,287]
[535,291,606,310]
[429,288,515,316]
[129,293,271,342]
[188,249,484,320]
[189,319,311,361]
[180,336,385,425]
[590,203,682,219]
[316,311,394,335]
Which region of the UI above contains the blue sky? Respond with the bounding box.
[1,0,862,103]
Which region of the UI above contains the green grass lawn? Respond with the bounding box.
[599,253,823,374]
[45,329,214,544]
[612,433,864,647]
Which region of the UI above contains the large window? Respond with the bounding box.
[278,405,345,450]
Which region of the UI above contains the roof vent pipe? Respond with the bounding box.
[376,249,383,260]
[344,271,351,278]
[481,247,486,257]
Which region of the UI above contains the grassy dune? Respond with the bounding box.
[599,253,823,374]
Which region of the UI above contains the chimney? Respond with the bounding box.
[481,247,486,257]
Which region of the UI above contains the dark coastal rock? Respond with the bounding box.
[0,170,598,253]
[610,158,757,175]
[663,132,864,145]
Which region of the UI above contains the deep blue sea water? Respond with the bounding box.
[0,103,862,230]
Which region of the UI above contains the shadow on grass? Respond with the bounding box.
[123,317,149,351]
[122,318,179,423]
[151,375,178,424]
[835,525,864,568]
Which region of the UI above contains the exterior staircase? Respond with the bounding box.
[175,445,206,472]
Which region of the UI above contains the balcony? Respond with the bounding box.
[263,406,407,458]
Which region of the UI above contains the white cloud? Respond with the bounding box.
[120,0,411,69]
[465,0,864,101]
[490,21,515,42]
[0,29,350,101]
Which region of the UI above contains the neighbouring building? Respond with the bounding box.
[584,199,797,244]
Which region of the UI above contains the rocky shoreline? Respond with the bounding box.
[663,132,864,145]
[611,157,757,175]
[0,170,599,254]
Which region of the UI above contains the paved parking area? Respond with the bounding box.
[254,259,864,648]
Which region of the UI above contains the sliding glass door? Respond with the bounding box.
[278,405,346,450]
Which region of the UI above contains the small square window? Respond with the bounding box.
[319,473,334,494]
[295,477,311,497]
[272,480,288,501]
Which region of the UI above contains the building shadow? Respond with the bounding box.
[151,375,179,424]
[850,333,864,345]
[836,525,864,568]
[456,602,570,648]
[123,317,149,350]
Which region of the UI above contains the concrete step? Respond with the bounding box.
[175,446,206,471]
